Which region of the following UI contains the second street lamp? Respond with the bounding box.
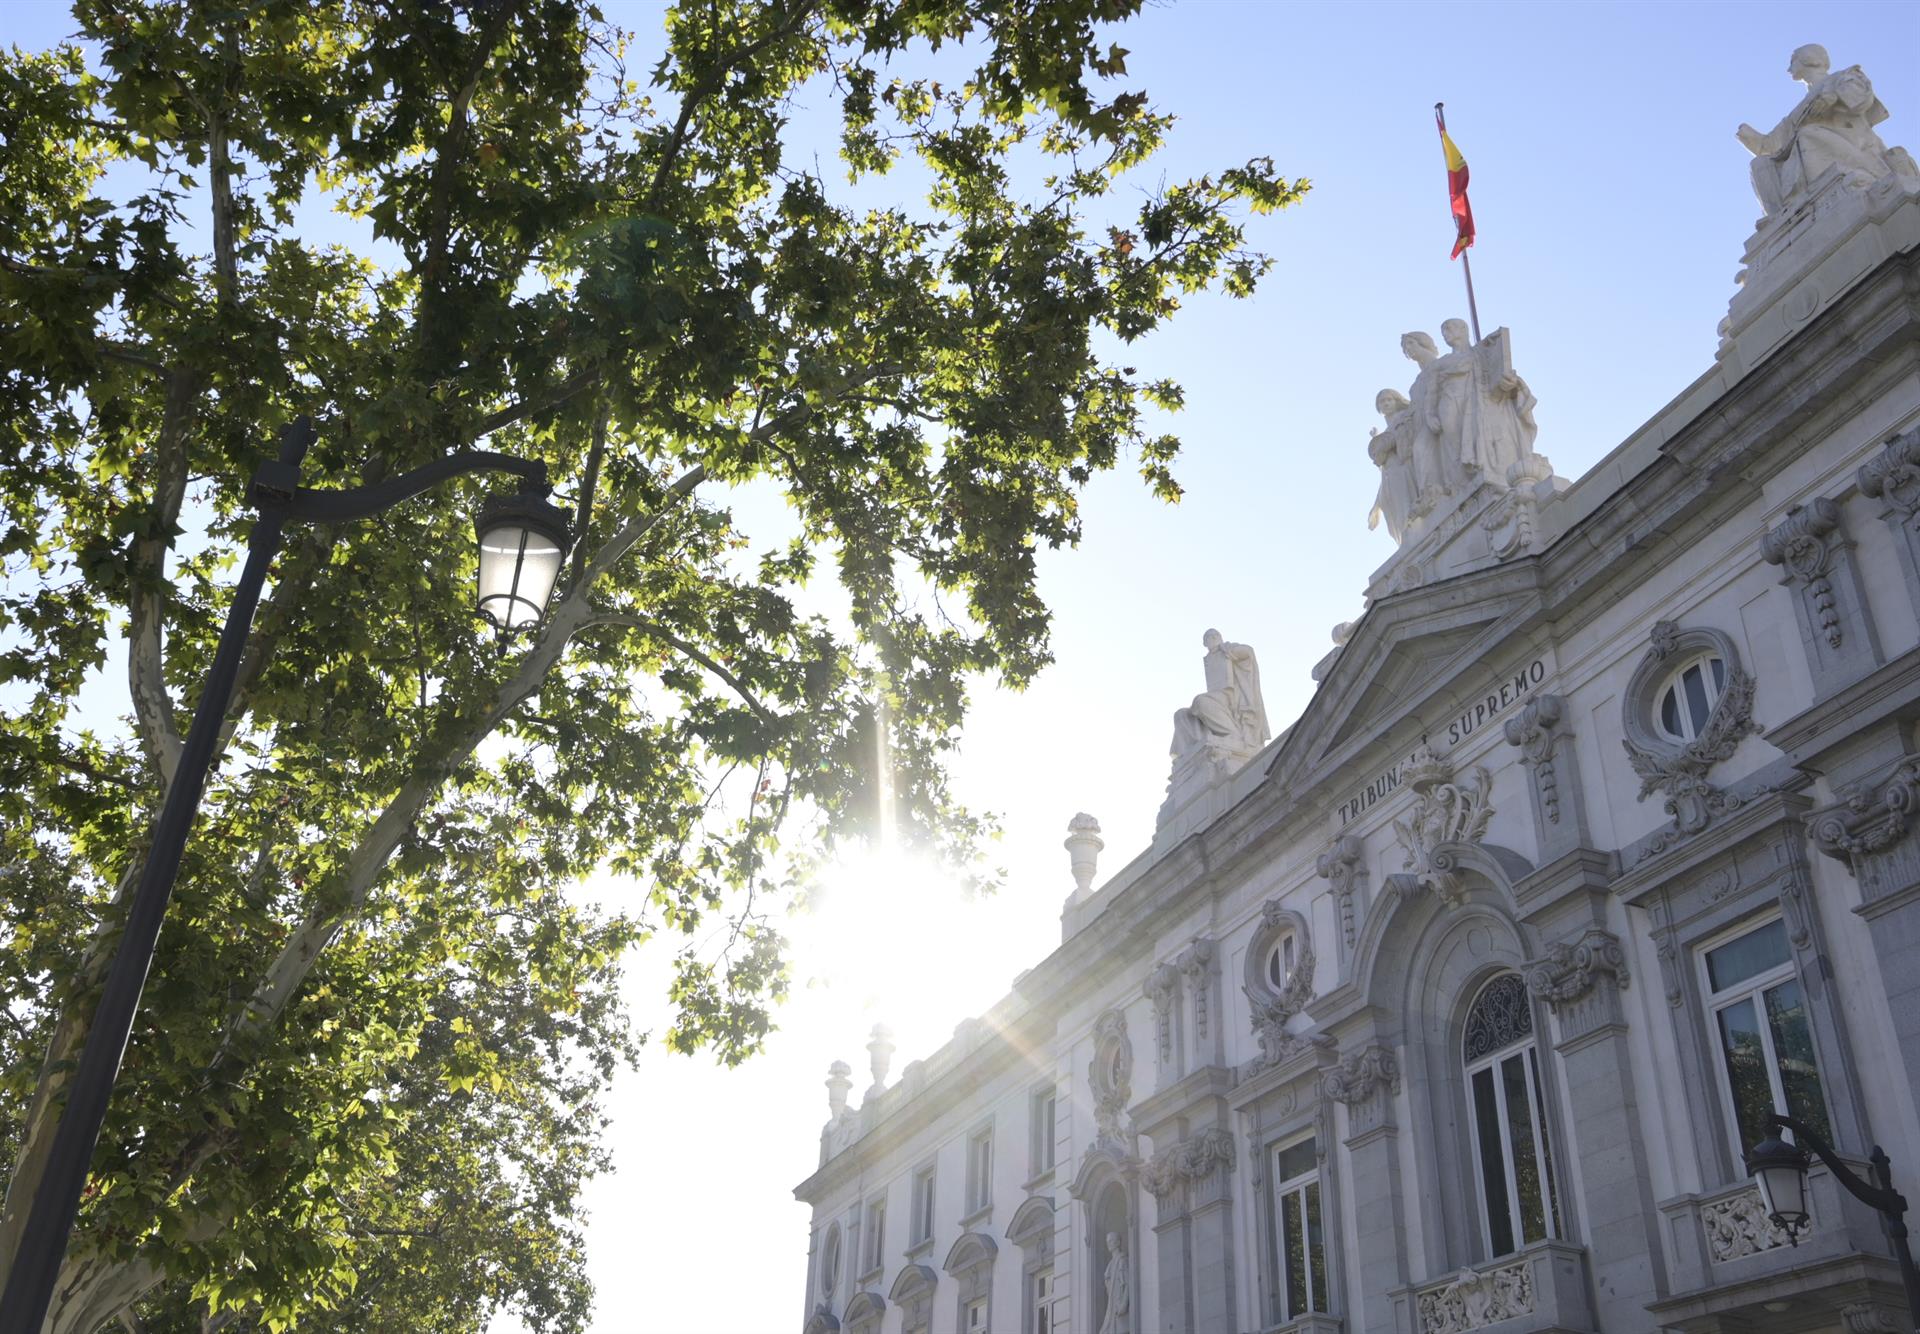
[0,416,572,1334]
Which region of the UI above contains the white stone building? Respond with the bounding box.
[794,46,1920,1334]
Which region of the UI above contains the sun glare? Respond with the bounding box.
[787,844,1016,1062]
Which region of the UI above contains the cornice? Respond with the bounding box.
[1763,650,1920,768]
[1612,778,1815,907]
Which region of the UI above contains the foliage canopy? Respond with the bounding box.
[0,0,1302,1328]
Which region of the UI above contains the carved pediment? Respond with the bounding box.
[1272,572,1542,785]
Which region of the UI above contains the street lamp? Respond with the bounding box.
[1745,1112,1920,1329]
[0,417,570,1332]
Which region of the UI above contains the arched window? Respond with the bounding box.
[1656,653,1728,743]
[1462,974,1561,1258]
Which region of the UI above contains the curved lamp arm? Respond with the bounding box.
[252,448,551,524]
[1770,1113,1908,1218]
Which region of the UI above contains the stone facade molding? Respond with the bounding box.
[1177,937,1216,1048]
[1320,1044,1399,1109]
[1141,1126,1235,1206]
[1143,962,1180,1073]
[1089,1008,1135,1156]
[1858,425,1920,617]
[1701,1185,1797,1263]
[1761,495,1882,690]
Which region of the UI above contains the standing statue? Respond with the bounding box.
[1400,330,1449,511]
[1099,1231,1132,1334]
[1369,324,1548,544]
[1170,629,1269,765]
[1737,45,1919,217]
[1367,388,1419,542]
[1443,319,1538,483]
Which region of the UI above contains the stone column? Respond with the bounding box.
[1526,927,1667,1331]
[1321,1045,1406,1334]
[1809,755,1920,1110]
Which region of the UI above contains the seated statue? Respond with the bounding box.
[1737,44,1919,217]
[1170,629,1268,765]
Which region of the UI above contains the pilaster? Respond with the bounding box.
[1322,1044,1405,1334]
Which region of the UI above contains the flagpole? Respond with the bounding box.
[1435,102,1482,342]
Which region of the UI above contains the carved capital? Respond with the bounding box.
[1807,757,1920,903]
[1320,1043,1400,1106]
[1143,1127,1235,1208]
[1525,927,1630,1036]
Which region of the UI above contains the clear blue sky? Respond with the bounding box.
[9,2,1917,1331]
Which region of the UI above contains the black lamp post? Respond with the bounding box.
[0,417,570,1332]
[1745,1112,1920,1330]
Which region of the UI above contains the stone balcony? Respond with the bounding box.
[1650,1168,1910,1331]
[1391,1240,1593,1334]
[1258,1315,1342,1334]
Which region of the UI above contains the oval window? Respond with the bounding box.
[1265,933,1296,992]
[1657,653,1727,743]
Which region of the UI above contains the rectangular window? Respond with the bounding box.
[1032,1087,1058,1175]
[1265,1135,1328,1323]
[967,1127,994,1213]
[911,1166,936,1244]
[864,1197,886,1273]
[965,1297,988,1331]
[1034,1268,1058,1334]
[1702,916,1831,1158]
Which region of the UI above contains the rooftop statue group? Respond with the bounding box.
[1367,319,1541,545]
[1736,43,1917,220]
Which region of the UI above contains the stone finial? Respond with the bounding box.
[826,1059,852,1117]
[865,1023,895,1098]
[1064,812,1104,899]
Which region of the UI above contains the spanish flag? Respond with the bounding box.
[1437,106,1474,259]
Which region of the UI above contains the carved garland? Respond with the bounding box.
[1390,742,1495,904]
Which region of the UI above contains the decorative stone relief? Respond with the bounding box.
[1761,499,1845,648]
[1622,622,1761,858]
[1701,1186,1797,1262]
[1504,694,1566,824]
[1089,1008,1135,1153]
[1176,938,1215,1045]
[1143,964,1179,1072]
[1415,1259,1536,1333]
[1315,835,1367,951]
[1808,756,1920,905]
[1160,629,1269,825]
[1858,426,1920,618]
[1390,742,1495,904]
[1841,1301,1901,1333]
[1761,497,1880,689]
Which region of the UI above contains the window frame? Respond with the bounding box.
[861,1194,888,1277]
[965,1123,995,1217]
[1032,1267,1062,1334]
[1461,974,1561,1260]
[909,1162,937,1249]
[1655,651,1728,743]
[1263,1131,1329,1324]
[1694,912,1833,1164]
[1029,1085,1058,1179]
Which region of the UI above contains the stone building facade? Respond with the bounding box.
[794,48,1920,1334]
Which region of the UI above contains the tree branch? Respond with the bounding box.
[126,371,202,786]
[573,613,779,727]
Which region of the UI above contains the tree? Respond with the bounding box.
[0,1,1304,1329]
